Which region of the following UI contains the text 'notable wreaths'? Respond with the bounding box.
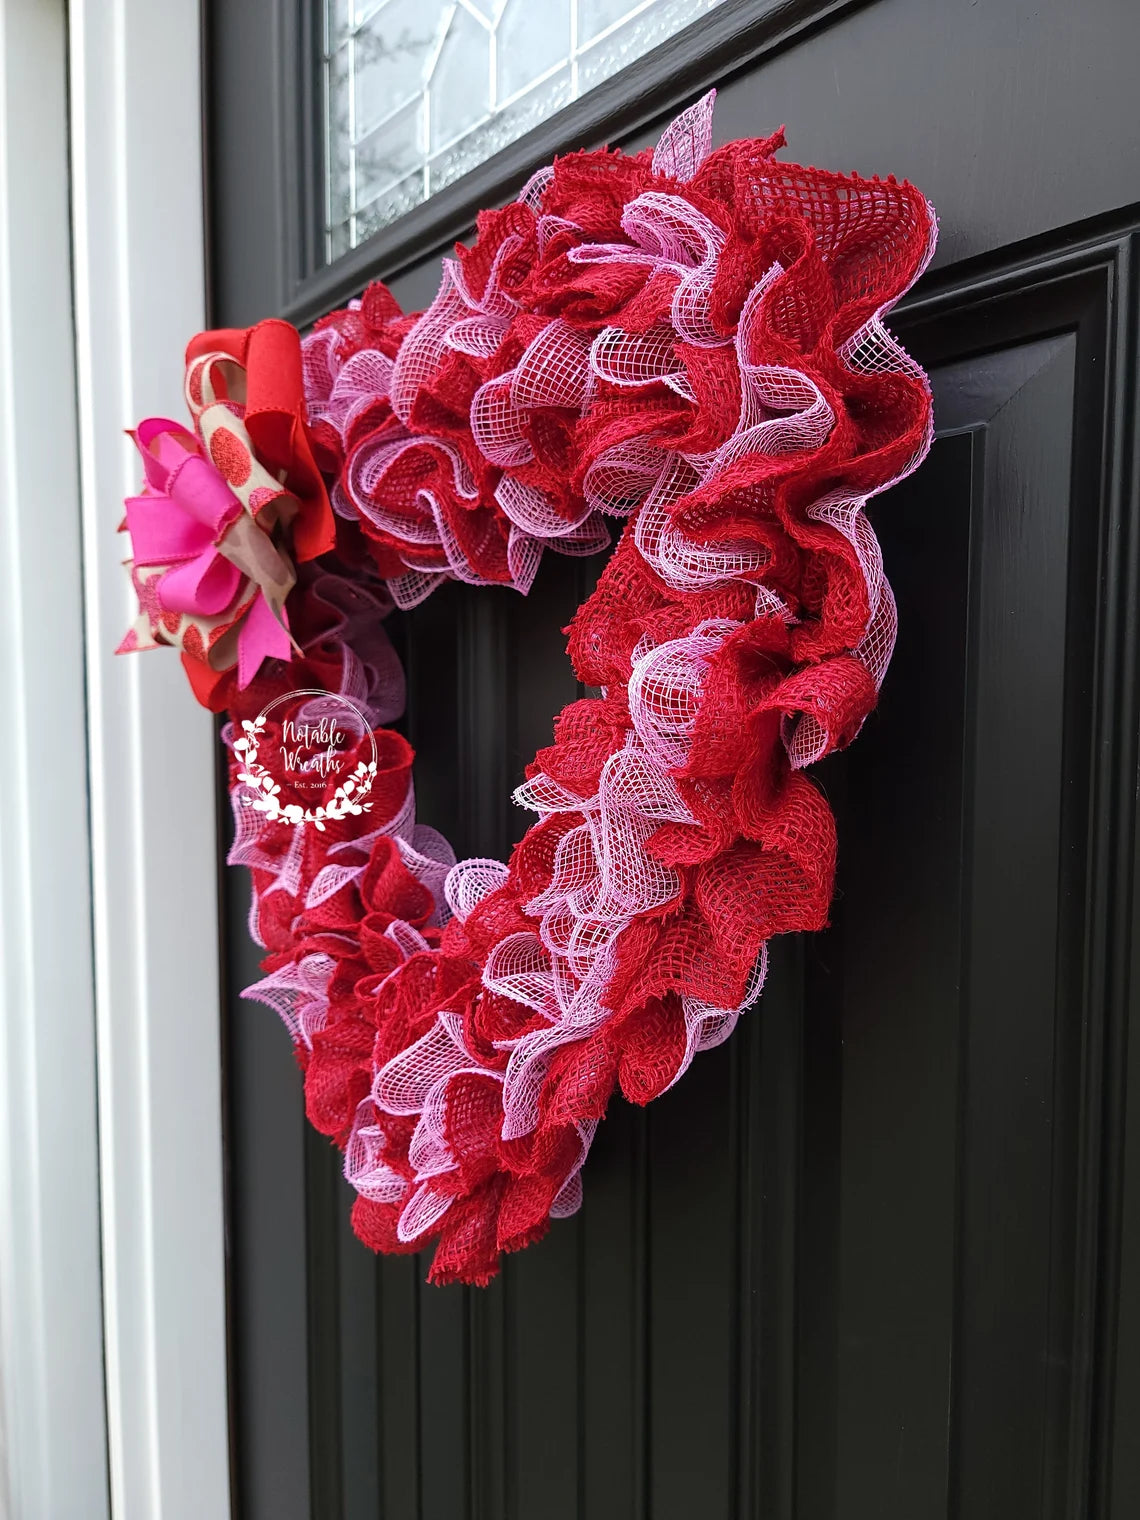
[116,91,936,1286]
[233,690,379,828]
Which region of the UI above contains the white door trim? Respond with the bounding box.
[69,0,232,1514]
[0,1,110,1514]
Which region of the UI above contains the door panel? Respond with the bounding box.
[212,2,1140,1516]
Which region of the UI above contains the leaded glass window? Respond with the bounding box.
[323,0,726,261]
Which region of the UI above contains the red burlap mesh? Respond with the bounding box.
[427,1179,505,1286]
[540,1031,620,1126]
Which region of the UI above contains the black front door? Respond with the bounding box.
[211,1,1140,1515]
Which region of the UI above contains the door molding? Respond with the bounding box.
[0,0,109,1512]
[69,1,232,1515]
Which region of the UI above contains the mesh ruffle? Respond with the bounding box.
[201,90,934,1283]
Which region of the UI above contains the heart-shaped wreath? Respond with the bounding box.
[117,92,936,1284]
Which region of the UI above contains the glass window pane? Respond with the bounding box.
[579,0,650,46]
[325,43,354,236]
[355,99,425,208]
[428,5,491,152]
[322,0,727,261]
[496,0,571,104]
[428,66,572,195]
[352,0,442,141]
[326,0,353,51]
[355,170,427,244]
[578,0,714,93]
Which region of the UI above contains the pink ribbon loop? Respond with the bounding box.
[124,417,297,687]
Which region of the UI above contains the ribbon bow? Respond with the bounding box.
[122,418,297,689]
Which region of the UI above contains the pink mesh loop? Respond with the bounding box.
[444,857,510,923]
[583,438,668,518]
[397,1179,455,1244]
[547,1120,598,1219]
[573,189,730,349]
[227,780,280,876]
[536,212,580,255]
[348,435,479,536]
[390,263,466,424]
[634,456,768,589]
[598,742,693,824]
[683,281,837,484]
[854,578,898,690]
[652,89,716,182]
[550,1171,583,1219]
[450,231,525,322]
[397,826,456,926]
[408,1083,461,1180]
[406,822,457,869]
[590,325,683,389]
[483,932,559,1017]
[506,528,542,596]
[510,319,594,410]
[331,481,358,521]
[303,333,398,443]
[517,164,554,211]
[837,197,938,378]
[495,476,594,537]
[500,1023,585,1142]
[732,261,785,363]
[369,780,417,842]
[373,1020,470,1117]
[505,519,610,592]
[446,315,509,360]
[330,351,396,438]
[546,516,612,558]
[524,825,598,917]
[388,569,447,609]
[628,620,740,768]
[305,859,367,908]
[344,1104,410,1203]
[429,493,506,587]
[301,326,340,413]
[337,346,395,401]
[265,820,307,901]
[514,773,595,814]
[806,497,884,612]
[242,952,334,1048]
[470,374,533,466]
[302,773,448,913]
[386,920,432,960]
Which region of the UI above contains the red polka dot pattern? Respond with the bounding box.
[209,425,251,487]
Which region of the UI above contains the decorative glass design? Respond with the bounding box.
[323,0,727,261]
